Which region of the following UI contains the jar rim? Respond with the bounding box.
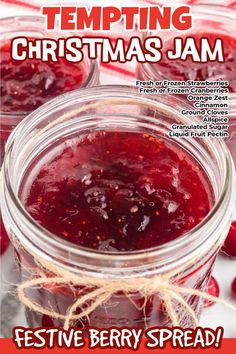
[2,85,235,273]
[0,15,99,119]
[139,4,236,84]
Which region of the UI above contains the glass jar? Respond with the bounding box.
[227,94,236,166]
[137,4,236,173]
[0,16,100,163]
[137,5,236,87]
[1,86,235,329]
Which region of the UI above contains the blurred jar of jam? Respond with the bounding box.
[1,86,235,329]
[0,16,100,163]
[137,5,236,166]
[227,94,236,165]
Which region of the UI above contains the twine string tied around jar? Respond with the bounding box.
[17,257,236,330]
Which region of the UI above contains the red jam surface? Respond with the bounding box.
[23,131,212,252]
[155,34,236,92]
[0,40,87,113]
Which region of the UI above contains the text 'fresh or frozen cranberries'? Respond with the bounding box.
[222,221,236,258]
[0,218,9,255]
[204,276,220,307]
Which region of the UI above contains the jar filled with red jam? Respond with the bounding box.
[0,16,99,163]
[1,86,235,329]
[137,5,236,169]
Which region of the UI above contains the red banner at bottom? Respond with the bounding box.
[0,338,236,354]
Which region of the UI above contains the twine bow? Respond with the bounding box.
[18,257,236,330]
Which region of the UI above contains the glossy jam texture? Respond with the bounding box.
[23,131,212,252]
[155,34,236,92]
[0,40,87,113]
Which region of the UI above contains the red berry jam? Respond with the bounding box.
[0,40,87,113]
[204,276,220,307]
[0,217,10,255]
[154,34,236,92]
[23,131,212,251]
[222,221,236,258]
[16,130,216,328]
